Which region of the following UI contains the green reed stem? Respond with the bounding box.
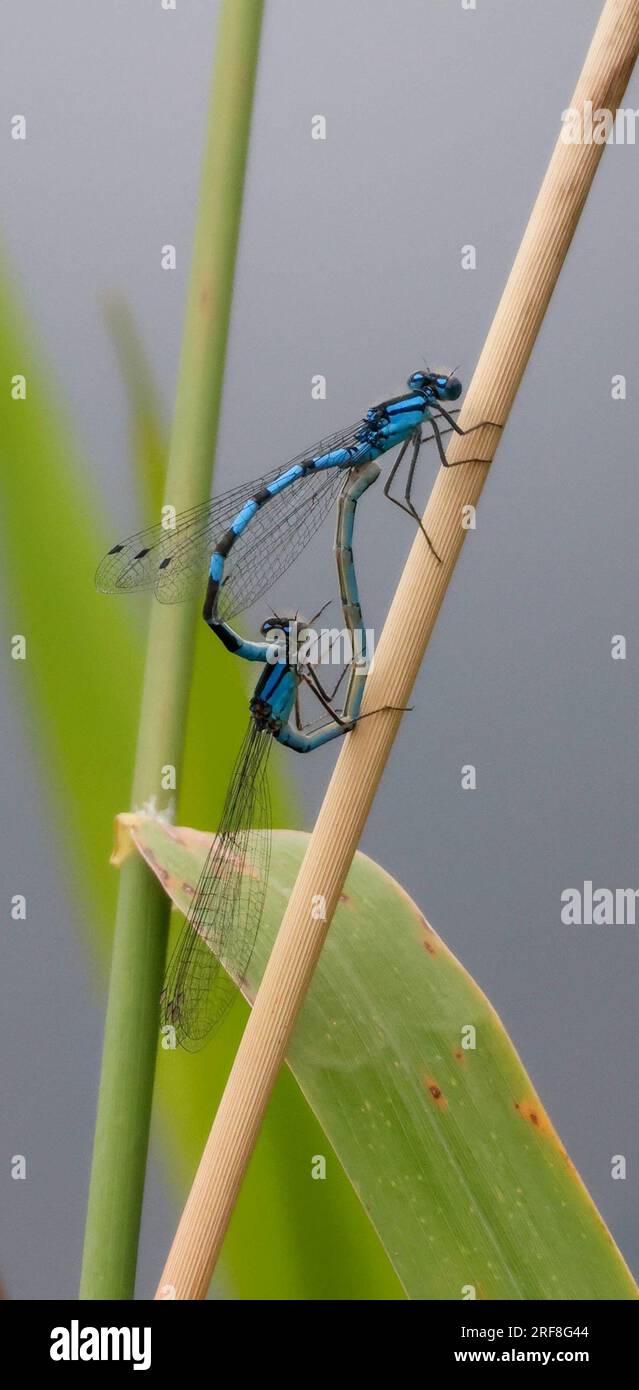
[80,0,264,1299]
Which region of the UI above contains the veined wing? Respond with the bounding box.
[95,483,256,598]
[160,722,272,1050]
[95,419,367,616]
[213,459,349,620]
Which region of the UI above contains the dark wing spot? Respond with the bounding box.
[159,556,172,570]
[134,547,151,559]
[108,543,124,555]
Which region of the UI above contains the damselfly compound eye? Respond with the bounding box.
[444,376,462,400]
[408,370,427,390]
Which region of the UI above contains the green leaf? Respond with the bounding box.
[120,813,639,1301]
[0,265,143,917]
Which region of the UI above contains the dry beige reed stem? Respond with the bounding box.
[156,0,639,1301]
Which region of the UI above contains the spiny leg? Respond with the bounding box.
[300,671,353,728]
[403,435,442,560]
[325,661,349,704]
[302,659,351,714]
[420,409,494,455]
[436,404,501,435]
[294,687,304,731]
[432,407,502,467]
[297,671,412,736]
[422,417,492,466]
[383,431,441,561]
[421,422,455,450]
[276,671,359,751]
[334,460,381,724]
[428,415,455,467]
[313,628,352,704]
[382,435,411,507]
[352,700,413,722]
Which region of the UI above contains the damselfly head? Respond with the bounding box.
[260,613,306,637]
[408,369,462,402]
[261,612,314,668]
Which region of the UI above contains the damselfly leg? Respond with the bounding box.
[427,408,500,468]
[383,411,501,560]
[383,432,442,560]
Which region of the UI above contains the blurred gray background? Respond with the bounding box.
[1,0,638,1298]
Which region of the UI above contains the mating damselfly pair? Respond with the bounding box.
[97,370,495,1048]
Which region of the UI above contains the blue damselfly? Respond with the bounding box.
[96,371,495,624]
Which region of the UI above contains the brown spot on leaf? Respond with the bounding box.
[514,1098,573,1167]
[414,908,437,953]
[453,1047,464,1063]
[515,1099,546,1130]
[424,1077,448,1109]
[142,846,170,888]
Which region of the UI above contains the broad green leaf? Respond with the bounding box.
[119,813,639,1301]
[0,265,398,1300]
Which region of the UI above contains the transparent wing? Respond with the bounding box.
[213,462,349,620]
[95,419,366,617]
[160,722,272,1050]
